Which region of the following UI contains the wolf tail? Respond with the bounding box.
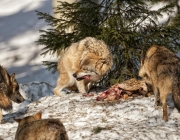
[172,78,180,112]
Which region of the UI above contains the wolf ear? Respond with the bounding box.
[10,73,16,82]
[34,111,42,120]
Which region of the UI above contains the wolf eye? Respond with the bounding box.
[92,71,98,75]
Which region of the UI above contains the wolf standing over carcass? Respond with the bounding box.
[139,45,180,121]
[54,37,113,95]
[0,65,24,123]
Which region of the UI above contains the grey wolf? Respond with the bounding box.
[15,112,69,140]
[54,37,113,95]
[139,45,180,121]
[0,65,24,123]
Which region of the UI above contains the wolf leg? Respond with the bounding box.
[159,87,168,121]
[54,74,74,96]
[152,81,161,106]
[155,89,161,106]
[161,95,168,122]
[76,80,87,93]
[86,82,93,92]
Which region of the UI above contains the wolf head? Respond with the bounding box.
[138,59,152,87]
[7,73,25,103]
[73,53,112,82]
[0,66,24,104]
[138,59,146,78]
[15,111,42,127]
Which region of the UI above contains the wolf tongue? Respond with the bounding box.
[83,75,90,81]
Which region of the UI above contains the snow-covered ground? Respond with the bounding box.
[1,84,180,140]
[1,0,180,140]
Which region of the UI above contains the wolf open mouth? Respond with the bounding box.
[77,75,90,81]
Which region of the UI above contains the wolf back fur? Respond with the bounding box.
[15,112,69,140]
[139,45,180,121]
[54,37,113,95]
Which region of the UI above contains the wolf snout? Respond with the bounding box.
[19,97,25,102]
[15,96,25,103]
[73,73,77,78]
[16,98,24,103]
[16,99,23,103]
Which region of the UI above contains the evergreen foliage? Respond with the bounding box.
[36,0,180,86]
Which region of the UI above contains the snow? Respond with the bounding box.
[1,0,180,140]
[0,0,57,86]
[1,85,180,140]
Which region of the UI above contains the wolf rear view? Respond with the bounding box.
[0,65,24,123]
[139,45,180,121]
[15,112,69,140]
